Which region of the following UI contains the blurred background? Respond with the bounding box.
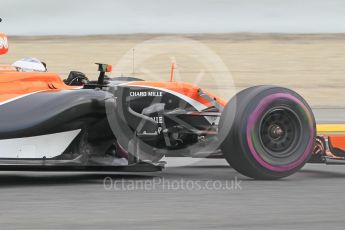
[1,0,345,107]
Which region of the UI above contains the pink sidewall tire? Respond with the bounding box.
[219,86,316,180]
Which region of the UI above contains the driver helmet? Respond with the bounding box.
[12,57,47,72]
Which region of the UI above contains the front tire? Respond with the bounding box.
[219,86,316,180]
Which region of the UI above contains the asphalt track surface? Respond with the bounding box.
[1,108,345,230]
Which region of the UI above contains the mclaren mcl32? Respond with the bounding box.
[1,35,344,180]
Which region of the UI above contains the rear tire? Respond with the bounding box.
[219,86,316,180]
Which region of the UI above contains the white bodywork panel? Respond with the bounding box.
[0,129,81,158]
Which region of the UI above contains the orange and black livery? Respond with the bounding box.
[0,32,344,179]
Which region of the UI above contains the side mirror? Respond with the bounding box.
[96,63,112,73]
[0,32,9,55]
[96,63,112,85]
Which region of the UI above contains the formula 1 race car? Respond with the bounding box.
[0,32,344,180]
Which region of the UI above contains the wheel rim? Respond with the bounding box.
[259,107,302,158]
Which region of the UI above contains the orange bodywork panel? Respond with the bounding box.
[127,81,227,108]
[0,73,226,110]
[0,72,77,104]
[328,135,345,150]
[317,124,345,151]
